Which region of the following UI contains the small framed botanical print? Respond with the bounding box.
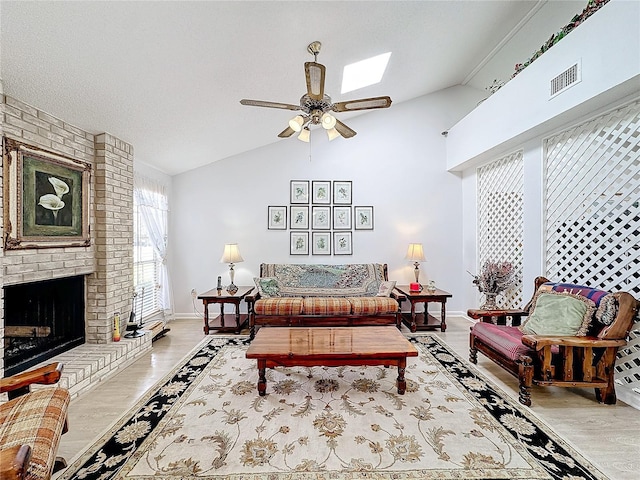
[290,206,309,229]
[333,206,352,230]
[290,180,309,204]
[354,206,374,230]
[312,180,331,204]
[290,232,309,255]
[312,232,331,255]
[312,206,331,230]
[333,180,352,204]
[267,206,287,230]
[333,231,352,255]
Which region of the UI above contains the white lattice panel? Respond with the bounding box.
[544,98,640,402]
[477,151,524,308]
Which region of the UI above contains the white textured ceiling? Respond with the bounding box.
[1,1,538,176]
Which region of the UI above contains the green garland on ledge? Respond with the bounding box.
[513,0,610,78]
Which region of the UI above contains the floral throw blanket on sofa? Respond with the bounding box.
[261,264,386,297]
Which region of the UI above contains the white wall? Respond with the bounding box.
[170,85,485,316]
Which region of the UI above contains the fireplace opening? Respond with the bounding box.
[4,275,85,376]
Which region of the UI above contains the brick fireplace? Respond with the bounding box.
[0,93,141,378]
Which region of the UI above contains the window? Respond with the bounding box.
[133,176,170,321]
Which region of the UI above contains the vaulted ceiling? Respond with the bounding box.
[1,1,540,175]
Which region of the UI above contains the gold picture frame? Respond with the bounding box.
[3,138,91,249]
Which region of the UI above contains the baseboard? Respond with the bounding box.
[615,384,640,410]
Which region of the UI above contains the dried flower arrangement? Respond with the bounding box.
[470,261,515,293]
[469,261,516,309]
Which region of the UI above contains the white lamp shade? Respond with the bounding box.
[288,115,304,132]
[298,127,311,142]
[220,243,244,264]
[326,127,340,141]
[321,112,337,130]
[405,243,425,262]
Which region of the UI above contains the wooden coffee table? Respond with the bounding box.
[246,326,418,396]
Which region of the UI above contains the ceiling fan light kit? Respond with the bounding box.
[298,127,311,143]
[240,41,392,141]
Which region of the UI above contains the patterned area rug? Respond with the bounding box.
[59,335,607,479]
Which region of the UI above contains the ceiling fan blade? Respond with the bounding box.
[304,62,325,100]
[332,96,392,112]
[240,99,301,111]
[278,126,296,138]
[334,119,357,138]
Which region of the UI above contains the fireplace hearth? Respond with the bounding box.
[4,275,85,376]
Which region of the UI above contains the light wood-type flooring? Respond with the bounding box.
[55,316,640,479]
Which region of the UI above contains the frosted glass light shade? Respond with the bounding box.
[288,115,304,132]
[327,128,340,141]
[298,127,311,142]
[321,112,337,130]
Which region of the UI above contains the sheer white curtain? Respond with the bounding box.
[134,174,173,319]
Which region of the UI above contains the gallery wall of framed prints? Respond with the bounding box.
[267,180,374,255]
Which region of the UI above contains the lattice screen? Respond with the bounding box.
[544,98,640,401]
[477,151,524,308]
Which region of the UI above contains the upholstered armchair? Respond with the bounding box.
[0,363,70,480]
[469,277,639,406]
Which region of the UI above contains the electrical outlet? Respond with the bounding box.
[191,288,197,298]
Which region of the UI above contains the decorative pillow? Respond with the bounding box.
[376,280,397,297]
[595,294,618,326]
[519,291,595,336]
[253,277,281,298]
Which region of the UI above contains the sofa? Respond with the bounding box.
[246,263,405,338]
[0,362,70,480]
[469,276,639,406]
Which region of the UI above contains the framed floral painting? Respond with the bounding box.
[290,206,309,229]
[290,180,309,204]
[3,138,91,249]
[354,206,374,230]
[333,180,352,204]
[311,206,330,230]
[267,206,287,230]
[290,232,309,255]
[334,231,352,255]
[333,206,352,230]
[312,180,331,204]
[312,232,331,255]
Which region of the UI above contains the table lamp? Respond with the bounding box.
[405,243,425,291]
[220,243,244,295]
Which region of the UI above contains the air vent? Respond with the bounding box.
[550,62,581,98]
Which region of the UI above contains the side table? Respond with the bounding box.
[198,286,254,335]
[395,286,452,332]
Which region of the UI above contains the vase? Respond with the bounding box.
[480,292,498,310]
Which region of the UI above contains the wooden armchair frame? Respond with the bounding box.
[0,362,69,480]
[470,277,639,406]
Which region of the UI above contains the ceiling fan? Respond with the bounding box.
[240,41,392,141]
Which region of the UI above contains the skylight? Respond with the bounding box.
[341,52,391,94]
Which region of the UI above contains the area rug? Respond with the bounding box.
[59,335,607,480]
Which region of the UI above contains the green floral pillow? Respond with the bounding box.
[519,291,595,336]
[253,277,281,298]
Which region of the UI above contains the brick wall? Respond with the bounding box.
[0,93,134,373]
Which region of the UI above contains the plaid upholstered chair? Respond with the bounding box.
[0,363,70,480]
[469,277,639,406]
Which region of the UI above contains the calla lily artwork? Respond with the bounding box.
[3,138,91,249]
[38,176,70,225]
